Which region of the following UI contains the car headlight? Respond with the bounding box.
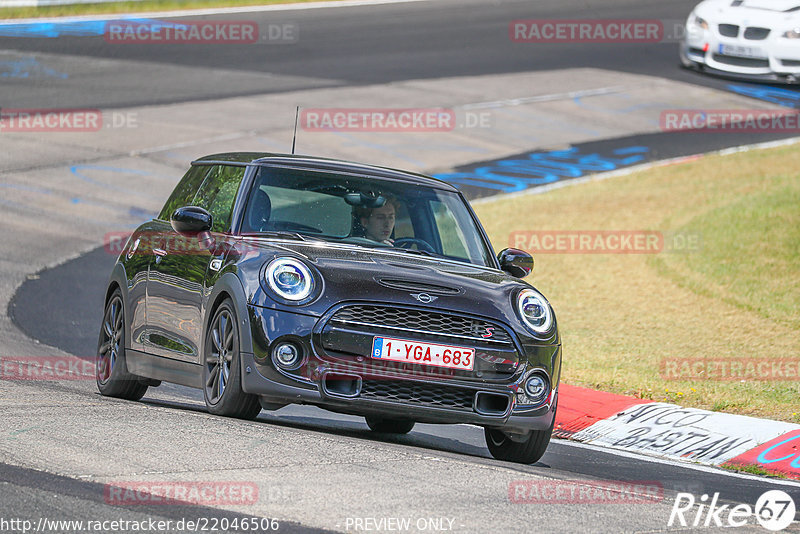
[692,15,709,30]
[516,288,553,335]
[265,257,315,302]
[783,28,800,39]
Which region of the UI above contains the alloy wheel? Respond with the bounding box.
[97,296,123,384]
[205,309,234,404]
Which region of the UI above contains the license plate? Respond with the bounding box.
[371,336,475,371]
[719,43,766,59]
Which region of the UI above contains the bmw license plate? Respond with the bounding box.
[371,336,475,371]
[718,43,767,59]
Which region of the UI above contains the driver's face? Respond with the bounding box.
[361,203,396,242]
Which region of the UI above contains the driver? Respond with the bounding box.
[358,199,396,245]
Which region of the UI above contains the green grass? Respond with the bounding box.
[0,0,342,19]
[653,185,800,330]
[473,144,800,422]
[720,463,788,479]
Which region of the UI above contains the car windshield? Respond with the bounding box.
[240,165,495,267]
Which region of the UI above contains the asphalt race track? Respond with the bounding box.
[0,0,761,108]
[2,0,800,532]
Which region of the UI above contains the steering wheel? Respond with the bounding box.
[394,238,436,254]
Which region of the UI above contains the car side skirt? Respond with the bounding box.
[126,348,202,389]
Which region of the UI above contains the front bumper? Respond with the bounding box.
[683,27,800,82]
[241,303,561,432]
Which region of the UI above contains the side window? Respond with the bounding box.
[191,165,246,233]
[431,200,470,259]
[158,165,210,221]
[391,201,413,239]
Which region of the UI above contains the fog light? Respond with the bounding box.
[273,342,302,370]
[524,375,547,400]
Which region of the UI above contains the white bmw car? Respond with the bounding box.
[681,0,800,83]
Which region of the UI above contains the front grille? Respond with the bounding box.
[329,304,514,345]
[360,379,475,411]
[377,278,461,295]
[781,59,800,67]
[718,24,740,37]
[712,53,769,67]
[744,27,770,40]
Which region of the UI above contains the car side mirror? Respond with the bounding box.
[171,206,212,234]
[498,248,533,278]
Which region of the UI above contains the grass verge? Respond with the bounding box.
[0,0,343,20]
[474,144,800,423]
[721,463,789,479]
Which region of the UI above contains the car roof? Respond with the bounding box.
[192,152,459,192]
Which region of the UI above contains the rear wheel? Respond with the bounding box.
[365,416,415,434]
[484,405,556,464]
[96,289,148,400]
[202,299,261,420]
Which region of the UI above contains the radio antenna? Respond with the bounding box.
[291,106,300,154]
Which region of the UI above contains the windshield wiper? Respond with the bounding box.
[391,247,436,257]
[252,231,306,241]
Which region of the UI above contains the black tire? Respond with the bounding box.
[96,289,148,401]
[365,416,415,434]
[679,46,701,70]
[202,299,261,420]
[484,405,556,464]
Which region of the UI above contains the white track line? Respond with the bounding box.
[460,423,800,486]
[0,0,431,24]
[463,86,630,110]
[557,440,800,488]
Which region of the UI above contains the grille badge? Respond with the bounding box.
[477,326,495,338]
[411,292,438,304]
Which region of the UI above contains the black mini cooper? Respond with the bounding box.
[97,153,561,464]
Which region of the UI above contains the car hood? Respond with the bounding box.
[697,0,800,24]
[232,237,547,333]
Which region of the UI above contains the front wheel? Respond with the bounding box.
[484,404,556,464]
[202,299,261,420]
[96,289,148,400]
[679,45,701,70]
[365,416,415,434]
[484,427,552,464]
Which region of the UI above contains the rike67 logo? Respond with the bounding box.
[669,490,796,531]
